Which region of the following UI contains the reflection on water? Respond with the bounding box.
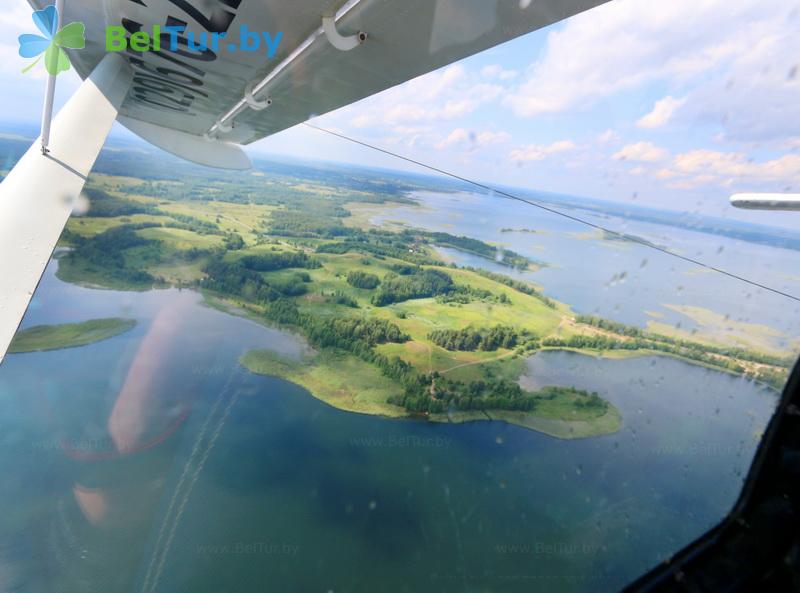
[0,260,778,593]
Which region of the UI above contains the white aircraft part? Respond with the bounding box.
[119,117,252,170]
[40,0,64,154]
[0,54,132,364]
[730,194,800,211]
[322,15,366,51]
[243,83,272,111]
[28,0,611,148]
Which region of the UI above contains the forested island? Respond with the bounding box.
[46,162,793,438]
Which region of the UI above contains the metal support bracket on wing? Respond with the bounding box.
[0,53,132,364]
[206,1,369,138]
[244,82,272,111]
[322,16,367,51]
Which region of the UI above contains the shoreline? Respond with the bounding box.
[239,346,624,440]
[9,318,137,354]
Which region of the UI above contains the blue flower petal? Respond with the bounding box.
[18,34,51,58]
[32,5,58,39]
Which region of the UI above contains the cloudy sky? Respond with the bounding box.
[2,0,799,228]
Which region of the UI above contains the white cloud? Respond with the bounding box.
[0,4,31,27]
[502,0,800,145]
[597,129,620,144]
[343,65,502,130]
[673,149,800,184]
[481,64,518,80]
[630,149,800,190]
[637,96,686,129]
[437,128,470,149]
[509,140,576,162]
[656,168,677,180]
[475,130,511,145]
[614,142,669,163]
[436,128,511,150]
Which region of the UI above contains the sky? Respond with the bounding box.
[2,0,800,228]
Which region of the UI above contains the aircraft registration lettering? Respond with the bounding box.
[121,0,245,117]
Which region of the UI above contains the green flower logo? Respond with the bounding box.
[18,5,85,75]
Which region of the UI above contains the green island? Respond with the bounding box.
[9,318,137,353]
[49,160,794,439]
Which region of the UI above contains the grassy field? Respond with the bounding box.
[43,169,793,439]
[66,214,167,237]
[242,348,622,438]
[429,395,622,439]
[487,407,622,439]
[240,349,407,418]
[136,227,224,250]
[9,318,136,354]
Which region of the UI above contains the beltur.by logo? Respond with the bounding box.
[18,5,283,75]
[105,24,284,59]
[18,5,86,75]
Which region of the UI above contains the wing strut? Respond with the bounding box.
[40,0,65,154]
[0,53,132,364]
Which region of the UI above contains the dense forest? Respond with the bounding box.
[429,326,521,351]
[346,270,381,289]
[202,259,282,303]
[372,269,454,306]
[241,252,321,272]
[83,188,158,218]
[326,291,359,308]
[59,225,157,286]
[389,379,607,415]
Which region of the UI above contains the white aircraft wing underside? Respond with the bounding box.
[29,0,611,147]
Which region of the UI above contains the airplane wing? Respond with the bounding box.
[30,0,611,163]
[1,0,612,363]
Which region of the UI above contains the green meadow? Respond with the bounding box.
[40,169,791,439]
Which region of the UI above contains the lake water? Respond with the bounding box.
[0,251,779,593]
[372,190,800,352]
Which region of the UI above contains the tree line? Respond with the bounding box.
[372,269,454,306]
[575,315,793,368]
[60,225,157,286]
[346,270,381,289]
[429,326,520,351]
[240,252,321,272]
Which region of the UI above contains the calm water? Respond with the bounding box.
[373,190,800,351]
[0,255,778,593]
